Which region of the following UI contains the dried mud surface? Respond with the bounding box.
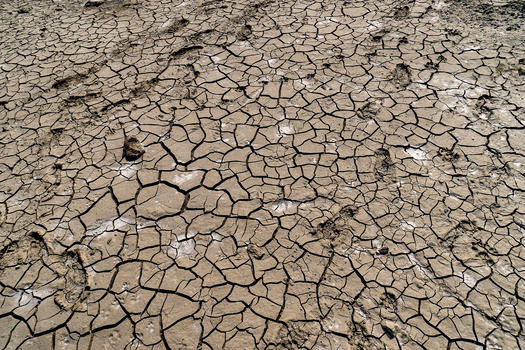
[0,0,524,349]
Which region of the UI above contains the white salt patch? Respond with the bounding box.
[7,290,40,310]
[168,235,196,260]
[435,0,447,10]
[173,171,201,185]
[367,20,383,31]
[486,335,503,350]
[406,147,427,161]
[267,200,298,214]
[400,221,416,231]
[463,272,477,288]
[174,1,189,8]
[160,19,174,29]
[147,321,156,333]
[495,260,513,275]
[86,217,130,238]
[278,124,295,135]
[430,73,463,89]
[211,232,223,241]
[267,59,279,68]
[31,286,56,299]
[408,253,432,278]
[110,163,138,179]
[325,142,338,154]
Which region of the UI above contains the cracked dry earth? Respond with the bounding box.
[0,0,524,348]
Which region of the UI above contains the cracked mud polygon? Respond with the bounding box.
[0,0,524,349]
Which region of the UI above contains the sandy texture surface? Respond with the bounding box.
[0,0,524,349]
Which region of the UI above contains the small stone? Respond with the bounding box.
[381,325,395,339]
[124,136,145,161]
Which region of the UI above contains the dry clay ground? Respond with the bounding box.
[0,0,524,349]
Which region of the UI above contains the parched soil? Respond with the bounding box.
[0,0,523,349]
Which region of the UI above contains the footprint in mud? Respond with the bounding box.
[343,321,378,349]
[438,147,459,162]
[170,45,203,59]
[0,233,88,310]
[275,322,320,349]
[0,202,6,226]
[316,218,339,240]
[391,63,411,88]
[339,205,356,218]
[425,60,439,70]
[371,29,390,42]
[315,205,356,240]
[471,243,496,265]
[448,220,497,265]
[159,18,189,33]
[236,25,252,40]
[0,232,48,270]
[0,233,51,298]
[356,100,381,120]
[200,0,228,14]
[380,292,398,311]
[425,54,446,71]
[374,148,395,181]
[393,5,409,19]
[445,28,462,36]
[518,58,525,76]
[53,251,88,310]
[473,94,493,119]
[129,78,159,98]
[51,65,99,91]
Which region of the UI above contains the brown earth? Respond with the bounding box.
[0,0,524,349]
